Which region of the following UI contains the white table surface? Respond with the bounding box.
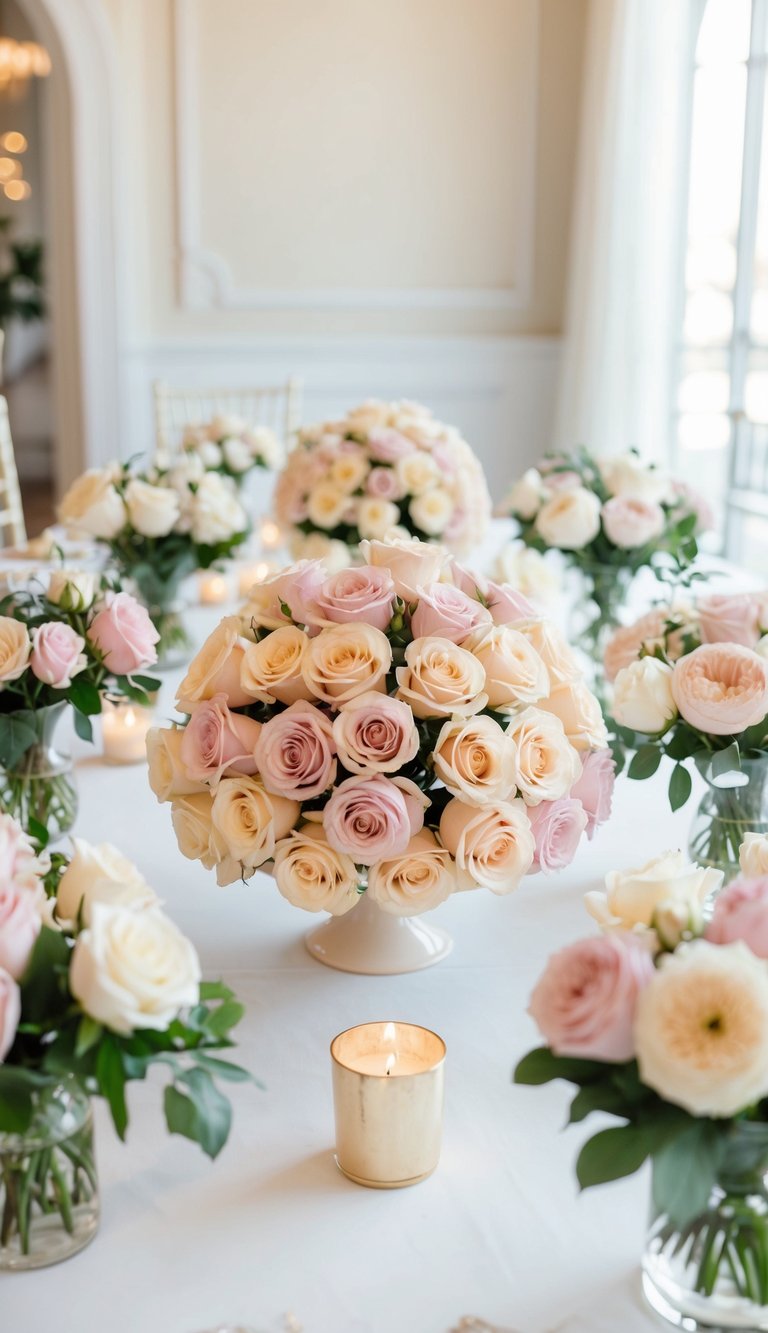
[0,602,708,1333]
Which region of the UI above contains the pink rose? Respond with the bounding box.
[698,594,761,649]
[528,798,588,872]
[672,644,768,735]
[254,699,337,800]
[332,691,419,774]
[601,496,666,549]
[449,561,488,598]
[528,933,654,1061]
[367,427,415,463]
[603,609,670,683]
[0,814,43,892]
[707,875,768,957]
[310,565,396,633]
[0,966,20,1062]
[367,467,403,501]
[275,561,326,627]
[323,774,425,865]
[87,591,160,675]
[30,622,87,689]
[570,749,615,839]
[411,582,492,644]
[484,580,536,625]
[671,478,714,533]
[0,883,41,978]
[180,694,262,784]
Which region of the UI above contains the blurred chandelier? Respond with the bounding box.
[0,37,50,93]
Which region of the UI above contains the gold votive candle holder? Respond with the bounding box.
[330,1021,445,1189]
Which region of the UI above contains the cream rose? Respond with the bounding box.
[356,497,401,540]
[273,824,359,915]
[189,473,247,545]
[598,452,670,504]
[396,451,440,495]
[211,776,299,870]
[240,626,314,705]
[47,570,97,613]
[410,487,453,536]
[535,487,601,550]
[56,838,157,925]
[432,714,517,805]
[740,832,768,877]
[69,903,201,1035]
[330,453,370,494]
[537,681,608,751]
[58,468,127,539]
[514,618,582,686]
[611,658,677,734]
[462,624,549,710]
[494,545,560,606]
[358,537,450,601]
[0,616,30,682]
[171,792,229,872]
[585,850,722,932]
[507,707,582,805]
[307,482,349,529]
[303,623,391,706]
[367,829,457,915]
[503,468,544,521]
[439,797,535,892]
[147,726,207,803]
[396,636,487,718]
[177,616,252,711]
[125,478,181,538]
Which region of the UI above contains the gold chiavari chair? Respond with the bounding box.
[152,376,303,462]
[0,395,27,547]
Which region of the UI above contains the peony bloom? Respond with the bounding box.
[411,581,492,644]
[603,609,670,683]
[87,592,159,676]
[254,699,337,800]
[367,830,457,916]
[332,691,418,775]
[273,825,359,915]
[323,774,426,866]
[611,658,677,734]
[707,874,768,957]
[30,622,87,689]
[180,695,262,785]
[585,850,723,932]
[570,749,615,839]
[529,933,654,1061]
[535,487,601,550]
[439,796,535,892]
[600,496,665,549]
[698,593,761,649]
[671,643,768,736]
[635,940,768,1117]
[528,798,588,872]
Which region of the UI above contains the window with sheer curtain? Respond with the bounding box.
[677,0,768,568]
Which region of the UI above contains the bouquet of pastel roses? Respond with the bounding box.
[0,814,249,1263]
[274,399,491,569]
[175,412,283,486]
[148,537,613,919]
[59,460,250,659]
[515,839,768,1317]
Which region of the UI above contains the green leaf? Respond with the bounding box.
[0,1067,51,1133]
[568,1082,629,1124]
[651,1121,725,1228]
[668,763,693,812]
[576,1124,657,1189]
[96,1039,128,1140]
[514,1046,611,1088]
[199,980,235,1003]
[711,742,742,783]
[19,926,71,1023]
[27,815,49,850]
[68,677,101,716]
[75,1016,103,1058]
[191,1052,255,1083]
[201,1000,245,1039]
[164,1067,232,1159]
[73,709,93,744]
[0,710,38,768]
[665,728,700,762]
[627,745,662,780]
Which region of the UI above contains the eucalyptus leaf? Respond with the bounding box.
[164,1067,232,1159]
[651,1122,725,1229]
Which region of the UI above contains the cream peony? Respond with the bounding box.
[59,468,126,539]
[124,479,180,538]
[273,824,359,915]
[740,832,768,877]
[70,902,201,1035]
[635,940,768,1117]
[211,776,299,870]
[432,714,517,805]
[439,796,535,892]
[367,829,457,915]
[302,622,391,706]
[56,838,157,925]
[507,707,582,805]
[240,626,314,705]
[177,617,252,711]
[146,726,207,802]
[462,624,549,710]
[671,644,768,736]
[585,850,723,931]
[611,658,677,734]
[396,636,487,718]
[535,487,601,550]
[0,617,30,682]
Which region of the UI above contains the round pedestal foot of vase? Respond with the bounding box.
[334,1157,436,1189]
[305,893,453,975]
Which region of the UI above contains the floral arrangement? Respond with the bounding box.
[493,541,561,610]
[514,839,768,1313]
[274,399,491,568]
[606,593,768,872]
[59,461,250,656]
[0,574,159,837]
[177,412,283,484]
[0,815,249,1259]
[148,538,613,915]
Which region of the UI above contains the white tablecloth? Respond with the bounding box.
[2,605,701,1333]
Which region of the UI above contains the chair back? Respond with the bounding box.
[153,377,303,461]
[0,395,26,547]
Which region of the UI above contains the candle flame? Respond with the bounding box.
[123,707,136,728]
[385,1052,396,1076]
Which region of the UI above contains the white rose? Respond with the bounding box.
[211,776,299,871]
[69,902,201,1035]
[244,427,282,468]
[611,658,677,734]
[146,726,207,802]
[56,838,158,926]
[507,707,581,805]
[199,441,222,468]
[222,437,253,474]
[359,536,450,600]
[273,824,359,915]
[190,473,247,546]
[462,624,550,710]
[47,570,97,613]
[396,452,441,496]
[503,468,544,520]
[367,830,457,915]
[59,468,127,540]
[635,941,768,1117]
[431,714,517,805]
[535,487,601,550]
[168,454,205,490]
[740,832,768,877]
[209,413,246,440]
[409,487,453,536]
[598,452,671,504]
[125,478,181,538]
[495,545,560,606]
[306,483,349,529]
[585,850,722,931]
[357,497,401,540]
[439,796,535,893]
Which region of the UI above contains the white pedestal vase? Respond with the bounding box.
[304,890,452,975]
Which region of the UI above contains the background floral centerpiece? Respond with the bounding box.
[0,573,158,840]
[176,413,283,487]
[0,815,249,1269]
[499,447,709,664]
[148,537,613,972]
[514,839,768,1330]
[274,399,491,569]
[607,592,768,878]
[59,461,250,664]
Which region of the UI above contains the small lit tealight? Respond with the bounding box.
[198,570,231,605]
[259,518,282,551]
[101,699,154,765]
[238,559,274,597]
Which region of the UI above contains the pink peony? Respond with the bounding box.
[87,592,159,675]
[0,967,20,1062]
[323,774,425,866]
[366,467,403,501]
[698,594,761,649]
[528,798,588,872]
[603,609,670,682]
[332,691,419,775]
[671,644,768,735]
[484,580,536,626]
[570,750,615,839]
[30,622,87,689]
[411,581,492,644]
[180,694,261,784]
[310,566,396,633]
[367,427,415,463]
[0,883,41,979]
[601,496,666,550]
[707,874,768,957]
[254,699,337,800]
[528,933,654,1061]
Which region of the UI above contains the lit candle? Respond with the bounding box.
[330,1021,445,1188]
[198,570,231,605]
[101,699,154,765]
[259,518,282,551]
[237,559,275,598]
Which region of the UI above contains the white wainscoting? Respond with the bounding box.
[118,335,561,501]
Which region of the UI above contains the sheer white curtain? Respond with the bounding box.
[553,0,703,461]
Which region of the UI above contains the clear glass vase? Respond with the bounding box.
[688,756,768,883]
[0,701,77,841]
[148,600,193,671]
[0,1078,99,1270]
[643,1122,768,1329]
[567,563,634,675]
